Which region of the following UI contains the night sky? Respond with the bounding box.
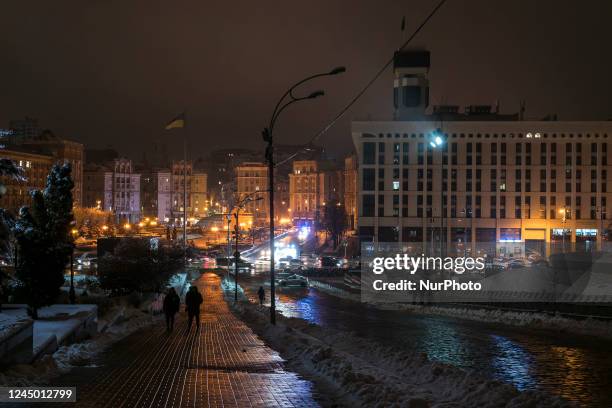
[1,0,611,161]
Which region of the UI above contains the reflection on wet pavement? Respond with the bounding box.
[240,273,612,406]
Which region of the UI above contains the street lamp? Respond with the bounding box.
[262,66,345,324]
[69,228,78,304]
[559,207,570,252]
[429,129,445,257]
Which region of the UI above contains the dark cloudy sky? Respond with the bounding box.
[1,0,611,161]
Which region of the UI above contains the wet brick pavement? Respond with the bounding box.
[49,272,319,408]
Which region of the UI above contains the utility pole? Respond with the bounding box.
[227,214,231,265]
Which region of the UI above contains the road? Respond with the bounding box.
[239,231,612,407]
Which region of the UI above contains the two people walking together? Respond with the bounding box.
[162,285,203,332]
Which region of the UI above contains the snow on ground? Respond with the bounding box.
[0,306,160,386]
[229,296,572,407]
[2,305,98,353]
[0,313,31,343]
[311,279,612,340]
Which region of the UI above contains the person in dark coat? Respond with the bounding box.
[257,286,265,305]
[163,287,180,331]
[185,286,203,330]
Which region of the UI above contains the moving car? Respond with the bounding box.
[77,252,97,267]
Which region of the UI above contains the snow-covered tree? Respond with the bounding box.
[14,163,74,318]
[0,158,25,262]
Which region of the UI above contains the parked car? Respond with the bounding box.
[229,259,253,273]
[278,256,292,268]
[278,274,308,288]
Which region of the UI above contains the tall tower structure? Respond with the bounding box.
[393,50,430,120]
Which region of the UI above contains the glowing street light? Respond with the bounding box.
[263,66,346,325]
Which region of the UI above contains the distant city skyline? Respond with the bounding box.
[1,0,611,160]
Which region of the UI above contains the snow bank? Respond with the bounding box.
[0,313,31,343]
[231,301,573,408]
[377,303,612,340]
[311,279,612,339]
[0,306,159,386]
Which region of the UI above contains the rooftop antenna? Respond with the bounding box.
[495,99,500,114]
[519,100,526,120]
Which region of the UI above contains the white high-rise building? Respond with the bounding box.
[352,50,612,255]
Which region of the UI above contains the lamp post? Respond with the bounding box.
[597,206,606,250]
[69,229,78,304]
[559,207,570,252]
[226,214,231,275]
[262,66,345,324]
[429,129,445,257]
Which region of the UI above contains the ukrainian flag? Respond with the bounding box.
[165,113,185,130]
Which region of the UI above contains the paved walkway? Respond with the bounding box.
[52,273,319,408]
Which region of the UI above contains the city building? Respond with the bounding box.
[190,170,208,218]
[140,168,172,222]
[289,159,344,225]
[171,160,192,225]
[84,158,141,222]
[8,117,40,143]
[352,50,612,254]
[169,161,208,223]
[22,130,84,207]
[0,147,53,213]
[344,155,358,230]
[235,162,268,224]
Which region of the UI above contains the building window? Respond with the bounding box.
[378,142,385,165]
[363,142,375,164]
[418,143,424,165]
[363,169,375,191]
[402,142,409,164]
[362,195,375,216]
[500,228,521,242]
[378,168,385,191]
[403,86,421,107]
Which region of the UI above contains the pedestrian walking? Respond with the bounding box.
[185,285,203,330]
[163,287,180,331]
[257,286,265,305]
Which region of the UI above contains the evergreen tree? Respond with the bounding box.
[14,163,74,318]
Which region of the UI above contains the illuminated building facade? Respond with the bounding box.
[352,50,612,252]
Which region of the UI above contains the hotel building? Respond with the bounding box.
[352,50,612,253]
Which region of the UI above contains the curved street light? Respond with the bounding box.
[263,67,345,324]
[429,128,446,258]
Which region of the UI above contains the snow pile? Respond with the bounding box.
[232,302,572,408]
[0,306,159,386]
[0,312,31,343]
